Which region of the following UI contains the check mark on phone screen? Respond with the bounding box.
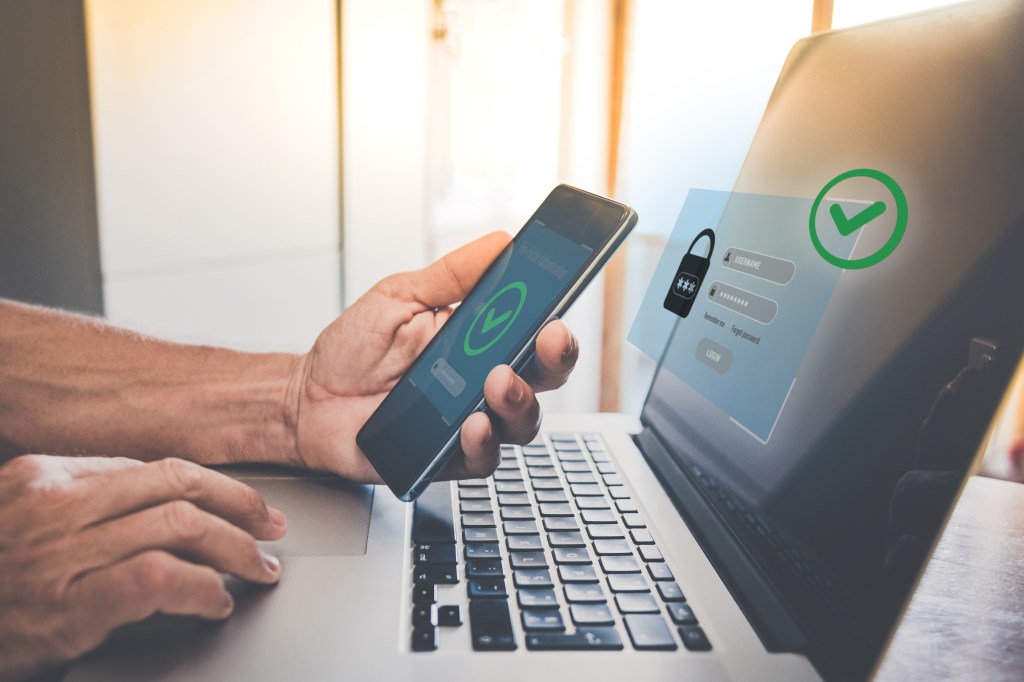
[481,308,512,334]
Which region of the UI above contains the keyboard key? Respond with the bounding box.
[469,599,517,651]
[506,535,544,552]
[411,626,438,651]
[553,548,592,565]
[500,506,534,521]
[590,451,611,462]
[413,583,437,603]
[413,482,456,544]
[607,574,649,593]
[639,546,664,562]
[593,539,631,555]
[467,578,507,599]
[535,490,568,503]
[587,524,625,540]
[528,466,559,478]
[564,584,606,604]
[438,604,462,627]
[460,499,492,513]
[602,474,623,487]
[550,434,578,443]
[569,603,615,626]
[548,531,586,548]
[679,625,712,651]
[556,451,587,462]
[624,614,677,651]
[459,488,491,500]
[514,568,554,589]
[566,472,597,485]
[617,500,640,514]
[493,469,522,481]
[618,509,643,524]
[581,509,616,524]
[607,486,630,499]
[521,609,565,631]
[596,461,617,474]
[510,551,547,569]
[630,529,655,544]
[538,503,574,516]
[615,593,659,614]
[558,564,599,583]
[466,559,504,578]
[414,544,457,565]
[497,493,530,506]
[461,513,496,528]
[412,603,437,628]
[503,520,540,535]
[463,528,498,543]
[522,444,549,455]
[600,556,641,573]
[657,582,686,602]
[576,497,610,510]
[542,517,579,532]
[560,461,590,473]
[464,542,500,559]
[523,455,553,468]
[497,459,520,470]
[525,627,623,651]
[647,563,674,581]
[495,481,527,493]
[517,589,558,609]
[570,484,604,497]
[666,603,698,625]
[412,565,458,585]
[533,479,564,490]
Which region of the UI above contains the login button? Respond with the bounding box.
[696,338,733,374]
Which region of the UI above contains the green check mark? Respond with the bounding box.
[809,168,908,269]
[480,308,512,334]
[829,200,886,237]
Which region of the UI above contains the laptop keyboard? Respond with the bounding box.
[408,432,712,653]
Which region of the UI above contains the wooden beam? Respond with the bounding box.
[598,0,631,412]
[811,0,834,34]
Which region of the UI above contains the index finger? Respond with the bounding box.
[73,458,286,541]
[398,231,511,308]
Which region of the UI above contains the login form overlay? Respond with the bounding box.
[410,221,592,425]
[630,190,859,442]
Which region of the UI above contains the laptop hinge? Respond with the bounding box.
[633,424,809,654]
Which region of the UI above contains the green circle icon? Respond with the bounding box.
[464,281,528,357]
[809,168,908,269]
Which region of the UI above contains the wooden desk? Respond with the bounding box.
[875,475,1024,681]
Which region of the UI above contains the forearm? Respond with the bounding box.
[0,299,303,466]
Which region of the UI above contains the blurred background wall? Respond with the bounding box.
[0,0,964,415]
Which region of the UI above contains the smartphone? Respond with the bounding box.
[357,185,637,501]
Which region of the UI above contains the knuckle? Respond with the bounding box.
[163,500,206,542]
[5,453,46,482]
[132,550,176,599]
[162,457,204,498]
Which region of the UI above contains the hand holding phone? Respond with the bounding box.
[357,185,637,500]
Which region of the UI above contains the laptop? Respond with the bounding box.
[68,1,1024,680]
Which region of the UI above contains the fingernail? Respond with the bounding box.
[562,332,578,363]
[222,591,235,616]
[262,550,281,575]
[507,375,524,403]
[269,507,287,528]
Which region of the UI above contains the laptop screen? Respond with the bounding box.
[638,2,1024,679]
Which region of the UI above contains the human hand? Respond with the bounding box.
[287,231,579,483]
[0,455,286,681]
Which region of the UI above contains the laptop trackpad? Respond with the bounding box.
[234,474,373,557]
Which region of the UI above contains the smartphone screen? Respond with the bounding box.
[357,185,636,500]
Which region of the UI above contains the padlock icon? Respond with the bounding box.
[663,228,715,319]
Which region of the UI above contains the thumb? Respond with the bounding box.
[400,231,511,308]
